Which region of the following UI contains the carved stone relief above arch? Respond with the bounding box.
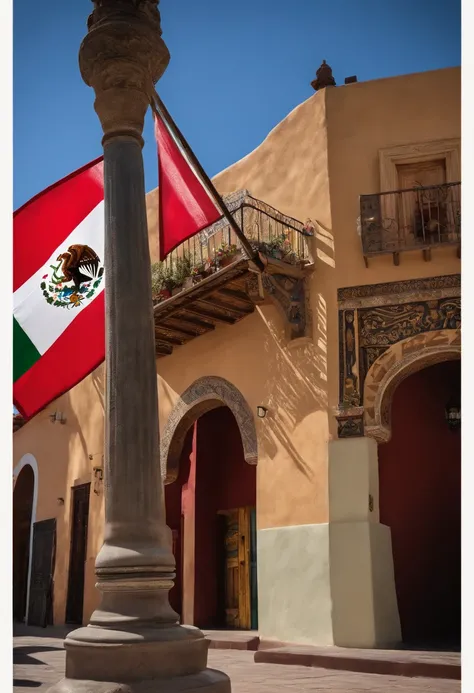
[160,376,258,484]
[363,329,460,443]
[336,274,460,438]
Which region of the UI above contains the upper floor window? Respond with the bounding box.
[396,160,448,244]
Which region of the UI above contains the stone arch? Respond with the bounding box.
[13,454,39,623]
[160,376,258,484]
[364,329,461,443]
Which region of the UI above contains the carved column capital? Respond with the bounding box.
[79,1,170,144]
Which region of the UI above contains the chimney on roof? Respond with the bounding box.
[311,60,336,92]
[344,75,358,84]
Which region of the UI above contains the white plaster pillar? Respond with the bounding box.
[328,437,402,647]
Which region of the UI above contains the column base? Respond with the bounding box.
[64,625,210,680]
[47,625,231,692]
[48,669,231,693]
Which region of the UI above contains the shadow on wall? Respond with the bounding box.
[68,368,106,623]
[314,219,336,269]
[91,368,106,414]
[253,218,334,477]
[255,299,328,479]
[14,365,106,626]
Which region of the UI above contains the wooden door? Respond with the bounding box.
[27,519,56,627]
[397,160,447,243]
[65,484,90,624]
[223,507,251,629]
[249,507,258,630]
[13,516,31,621]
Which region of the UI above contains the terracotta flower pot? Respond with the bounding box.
[219,253,238,268]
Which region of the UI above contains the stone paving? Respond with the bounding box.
[13,630,461,693]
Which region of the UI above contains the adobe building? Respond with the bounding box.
[13,64,461,649]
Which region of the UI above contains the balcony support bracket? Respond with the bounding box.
[261,271,310,340]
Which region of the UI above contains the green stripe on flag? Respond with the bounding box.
[14,317,41,382]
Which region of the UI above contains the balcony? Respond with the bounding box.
[152,190,314,357]
[359,182,461,265]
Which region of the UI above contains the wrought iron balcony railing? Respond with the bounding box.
[359,182,461,263]
[153,189,313,301]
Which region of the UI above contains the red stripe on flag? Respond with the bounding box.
[13,294,105,420]
[14,157,104,292]
[155,116,222,260]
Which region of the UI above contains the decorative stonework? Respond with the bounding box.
[246,272,265,304]
[87,0,164,35]
[358,296,460,393]
[378,138,461,193]
[262,274,309,339]
[338,274,460,308]
[311,60,336,92]
[160,376,258,484]
[364,329,461,442]
[79,0,170,143]
[336,274,461,438]
[335,407,365,439]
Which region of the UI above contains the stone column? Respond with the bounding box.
[49,3,230,691]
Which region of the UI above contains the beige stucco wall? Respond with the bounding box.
[13,66,460,640]
[157,306,329,530]
[153,66,460,517]
[13,367,106,625]
[153,87,333,529]
[324,66,460,410]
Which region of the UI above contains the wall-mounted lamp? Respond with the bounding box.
[445,397,461,432]
[257,406,268,419]
[49,411,66,425]
[57,497,64,506]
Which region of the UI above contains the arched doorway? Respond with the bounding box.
[164,404,257,630]
[378,359,461,647]
[13,464,35,622]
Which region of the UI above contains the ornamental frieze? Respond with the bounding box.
[337,274,461,438]
[358,298,460,347]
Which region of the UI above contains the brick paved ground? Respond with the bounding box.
[13,631,461,693]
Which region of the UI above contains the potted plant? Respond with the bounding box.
[215,242,239,268]
[201,257,215,277]
[163,266,176,296]
[151,262,171,303]
[171,253,193,295]
[259,233,297,263]
[191,265,204,283]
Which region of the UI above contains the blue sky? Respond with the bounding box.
[14,0,460,210]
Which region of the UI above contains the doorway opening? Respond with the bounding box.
[65,483,91,624]
[378,360,460,648]
[27,518,56,626]
[165,405,258,630]
[13,465,34,622]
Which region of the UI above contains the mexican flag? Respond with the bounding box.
[13,157,105,420]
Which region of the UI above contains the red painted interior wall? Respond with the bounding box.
[378,359,461,645]
[164,406,256,628]
[194,406,256,628]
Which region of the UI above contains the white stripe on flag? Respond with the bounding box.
[13,201,105,355]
